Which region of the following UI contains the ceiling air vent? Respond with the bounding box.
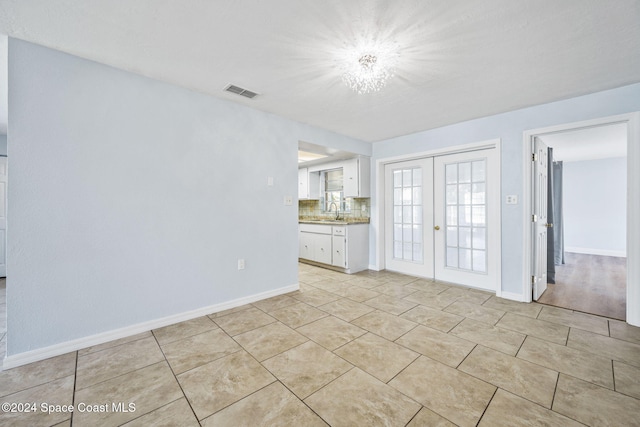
[224,84,259,99]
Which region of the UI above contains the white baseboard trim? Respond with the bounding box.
[368,264,382,271]
[565,247,626,258]
[498,291,528,302]
[2,283,299,371]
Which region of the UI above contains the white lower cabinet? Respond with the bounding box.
[299,223,369,273]
[315,234,332,265]
[299,232,314,260]
[332,235,346,268]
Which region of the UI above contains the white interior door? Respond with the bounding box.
[532,138,548,300]
[384,158,434,278]
[433,149,499,291]
[0,157,6,277]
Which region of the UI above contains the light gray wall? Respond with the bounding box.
[7,38,370,356]
[372,82,640,295]
[0,134,6,156]
[563,157,626,255]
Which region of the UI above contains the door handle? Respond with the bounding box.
[434,226,440,231]
[545,223,553,228]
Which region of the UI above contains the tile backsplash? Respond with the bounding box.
[299,198,370,221]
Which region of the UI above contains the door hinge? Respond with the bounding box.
[531,275,536,286]
[531,214,537,222]
[532,153,537,162]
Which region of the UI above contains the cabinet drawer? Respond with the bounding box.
[300,224,332,234]
[332,226,346,236]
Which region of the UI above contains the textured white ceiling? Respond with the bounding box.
[0,0,639,142]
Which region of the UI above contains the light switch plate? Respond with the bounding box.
[267,177,274,186]
[506,195,518,205]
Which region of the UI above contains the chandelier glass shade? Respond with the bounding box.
[339,40,399,94]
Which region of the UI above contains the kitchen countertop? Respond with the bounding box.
[299,218,370,225]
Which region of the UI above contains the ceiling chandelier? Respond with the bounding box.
[339,40,399,94]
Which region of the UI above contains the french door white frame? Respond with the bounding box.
[522,112,640,326]
[374,139,502,295]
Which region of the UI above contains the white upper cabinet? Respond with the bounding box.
[343,157,371,198]
[298,168,320,199]
[298,168,309,199]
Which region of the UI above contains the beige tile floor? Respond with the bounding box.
[1,265,640,426]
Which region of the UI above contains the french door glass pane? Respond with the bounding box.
[394,241,402,258]
[473,250,487,272]
[403,188,412,205]
[403,170,412,186]
[444,159,487,272]
[472,160,485,181]
[447,247,458,266]
[394,224,402,242]
[472,183,485,204]
[472,227,486,250]
[412,168,422,186]
[403,242,412,260]
[459,206,471,226]
[447,227,458,245]
[446,164,457,184]
[403,206,412,223]
[447,206,458,225]
[413,225,423,243]
[459,248,472,270]
[393,167,423,263]
[413,206,422,224]
[413,244,423,262]
[459,162,471,183]
[403,225,412,241]
[413,187,422,204]
[394,170,402,187]
[458,227,471,248]
[394,206,402,223]
[446,185,457,204]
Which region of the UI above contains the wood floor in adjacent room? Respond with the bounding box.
[538,252,626,321]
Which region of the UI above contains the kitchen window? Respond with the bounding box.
[323,168,351,213]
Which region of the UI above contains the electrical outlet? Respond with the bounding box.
[284,196,293,205]
[506,195,518,205]
[237,259,245,270]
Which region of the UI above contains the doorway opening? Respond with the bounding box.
[535,124,627,320]
[523,113,640,326]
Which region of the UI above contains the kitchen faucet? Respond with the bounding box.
[329,202,340,220]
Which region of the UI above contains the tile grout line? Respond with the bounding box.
[69,351,78,427]
[474,386,498,426]
[454,343,478,369]
[549,371,560,413]
[402,406,422,427]
[611,359,616,392]
[151,329,201,425]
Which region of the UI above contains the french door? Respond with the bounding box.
[385,148,499,291]
[384,158,434,277]
[532,137,549,300]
